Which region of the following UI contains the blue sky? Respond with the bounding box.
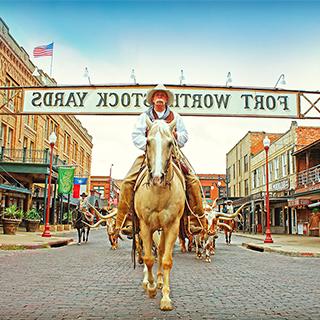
[1,1,320,177]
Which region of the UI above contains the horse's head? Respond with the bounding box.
[146,118,176,185]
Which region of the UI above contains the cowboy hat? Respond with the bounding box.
[146,84,174,106]
[80,192,88,197]
[224,199,233,204]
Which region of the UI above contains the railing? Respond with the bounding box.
[297,164,320,188]
[0,147,67,166]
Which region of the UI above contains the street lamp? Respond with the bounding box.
[42,131,57,237]
[274,74,286,89]
[226,72,232,87]
[263,135,273,243]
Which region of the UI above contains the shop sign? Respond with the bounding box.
[271,179,289,191]
[288,198,311,208]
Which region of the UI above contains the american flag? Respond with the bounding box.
[33,42,54,58]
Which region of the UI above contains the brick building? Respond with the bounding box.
[228,121,320,236]
[0,18,93,224]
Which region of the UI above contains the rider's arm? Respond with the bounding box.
[174,112,188,148]
[132,113,147,150]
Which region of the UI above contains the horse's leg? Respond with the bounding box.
[136,234,144,265]
[157,231,165,289]
[229,231,232,244]
[225,229,228,244]
[160,221,179,311]
[179,235,187,253]
[187,234,193,252]
[86,227,90,242]
[77,228,81,244]
[140,223,156,298]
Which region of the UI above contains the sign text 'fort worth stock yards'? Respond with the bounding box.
[22,86,298,118]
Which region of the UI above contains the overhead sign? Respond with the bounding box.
[22,85,298,117]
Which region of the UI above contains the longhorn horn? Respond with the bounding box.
[82,219,105,228]
[217,217,236,221]
[87,202,117,220]
[215,203,246,219]
[218,222,233,231]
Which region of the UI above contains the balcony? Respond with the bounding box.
[0,147,67,166]
[297,164,320,188]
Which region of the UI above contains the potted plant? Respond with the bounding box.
[2,204,24,235]
[24,208,41,232]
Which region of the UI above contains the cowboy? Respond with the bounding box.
[113,84,206,235]
[78,192,94,223]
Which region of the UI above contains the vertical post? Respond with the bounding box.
[42,142,54,237]
[67,194,70,223]
[264,139,273,243]
[59,194,64,224]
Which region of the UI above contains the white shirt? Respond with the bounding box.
[132,110,188,150]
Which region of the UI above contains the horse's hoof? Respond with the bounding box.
[77,243,81,245]
[148,284,157,298]
[160,298,173,311]
[181,247,186,253]
[205,258,211,263]
[142,281,148,291]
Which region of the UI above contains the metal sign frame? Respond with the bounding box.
[0,84,319,119]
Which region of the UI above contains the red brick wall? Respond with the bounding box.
[296,127,320,151]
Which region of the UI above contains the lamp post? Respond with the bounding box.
[109,163,114,204]
[42,132,57,237]
[274,74,286,89]
[263,135,273,243]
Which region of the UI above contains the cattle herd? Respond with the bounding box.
[72,201,244,262]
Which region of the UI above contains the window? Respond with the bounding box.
[7,127,13,149]
[274,157,279,180]
[73,140,78,161]
[244,179,249,196]
[80,147,85,167]
[93,186,105,198]
[262,164,266,185]
[244,154,249,172]
[268,161,273,182]
[274,208,282,226]
[238,182,241,196]
[5,76,18,111]
[281,154,287,177]
[0,123,6,147]
[253,169,260,189]
[238,159,241,176]
[202,186,211,199]
[64,132,70,155]
[233,164,236,179]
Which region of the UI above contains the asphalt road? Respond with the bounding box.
[0,229,319,320]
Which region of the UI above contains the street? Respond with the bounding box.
[0,229,319,320]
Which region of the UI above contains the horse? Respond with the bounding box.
[72,208,93,245]
[134,118,185,311]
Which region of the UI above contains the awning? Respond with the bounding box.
[0,183,32,195]
[308,201,320,208]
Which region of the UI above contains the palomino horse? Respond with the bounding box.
[134,118,185,311]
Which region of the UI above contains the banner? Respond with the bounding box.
[22,85,299,118]
[58,167,75,194]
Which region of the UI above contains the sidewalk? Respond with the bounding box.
[235,232,320,257]
[0,227,74,250]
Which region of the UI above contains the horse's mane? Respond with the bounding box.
[149,120,173,138]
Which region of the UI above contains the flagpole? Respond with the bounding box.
[50,42,54,77]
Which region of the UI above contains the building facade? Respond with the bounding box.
[0,18,93,224]
[228,121,320,236]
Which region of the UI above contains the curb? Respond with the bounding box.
[0,238,73,250]
[242,242,320,258]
